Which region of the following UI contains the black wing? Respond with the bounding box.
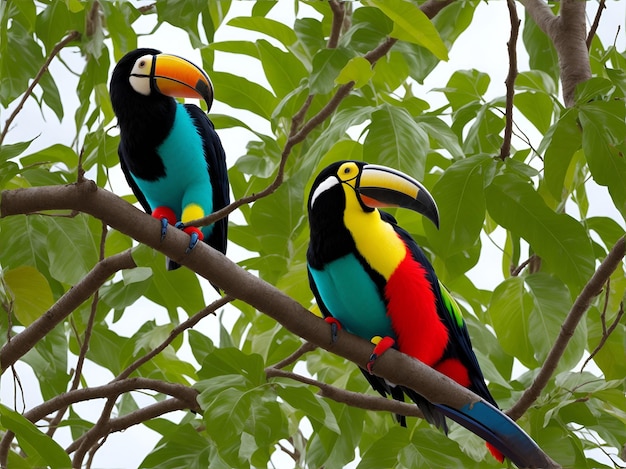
[184,104,230,255]
[118,146,152,214]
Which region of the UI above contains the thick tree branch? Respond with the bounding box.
[0,182,559,468]
[0,30,80,145]
[518,0,591,107]
[507,236,626,421]
[0,248,136,373]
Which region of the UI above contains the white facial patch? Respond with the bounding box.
[310,176,339,209]
[128,54,154,96]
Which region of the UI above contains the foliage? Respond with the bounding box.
[1,1,625,468]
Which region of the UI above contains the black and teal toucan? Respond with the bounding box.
[109,48,229,270]
[306,161,551,468]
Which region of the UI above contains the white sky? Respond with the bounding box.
[1,1,625,468]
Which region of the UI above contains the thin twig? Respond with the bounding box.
[0,31,80,146]
[581,300,625,372]
[114,294,233,381]
[586,0,606,49]
[328,1,345,49]
[268,342,317,370]
[500,0,520,160]
[266,367,424,419]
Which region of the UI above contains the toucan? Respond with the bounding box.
[306,161,550,468]
[109,48,229,270]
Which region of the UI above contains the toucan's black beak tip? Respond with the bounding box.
[196,79,213,110]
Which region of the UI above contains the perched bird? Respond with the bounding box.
[109,48,229,270]
[306,161,548,467]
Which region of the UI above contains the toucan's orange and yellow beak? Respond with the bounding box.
[358,164,440,228]
[129,53,213,109]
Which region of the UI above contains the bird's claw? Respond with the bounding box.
[324,317,343,344]
[186,231,199,253]
[152,206,177,242]
[159,217,168,241]
[366,336,395,374]
[175,222,204,254]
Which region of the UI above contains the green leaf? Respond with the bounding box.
[363,104,429,180]
[578,98,626,216]
[486,172,594,291]
[39,69,63,121]
[437,69,490,111]
[0,404,72,469]
[425,155,494,259]
[541,109,582,200]
[310,47,355,95]
[514,91,553,134]
[256,39,308,98]
[525,273,585,371]
[522,9,559,84]
[275,384,340,433]
[140,423,211,469]
[0,19,44,106]
[3,266,53,326]
[228,15,297,47]
[47,215,98,285]
[211,71,278,120]
[366,0,448,60]
[20,143,78,169]
[489,277,537,368]
[0,138,36,163]
[336,56,374,89]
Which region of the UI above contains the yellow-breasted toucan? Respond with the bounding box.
[110,48,229,270]
[307,161,549,468]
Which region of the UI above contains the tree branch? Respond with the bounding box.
[0,182,559,468]
[507,236,626,420]
[0,378,199,467]
[266,367,424,419]
[500,0,520,160]
[586,0,606,49]
[0,30,80,146]
[0,247,136,373]
[518,0,591,107]
[115,294,233,381]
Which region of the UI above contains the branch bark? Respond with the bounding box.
[0,182,559,468]
[518,0,591,107]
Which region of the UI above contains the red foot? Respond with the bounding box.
[182,225,204,242]
[324,317,342,343]
[152,206,177,225]
[366,336,395,374]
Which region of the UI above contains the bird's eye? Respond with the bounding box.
[139,60,146,68]
[344,167,351,174]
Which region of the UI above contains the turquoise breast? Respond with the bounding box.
[132,103,214,237]
[309,254,395,340]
